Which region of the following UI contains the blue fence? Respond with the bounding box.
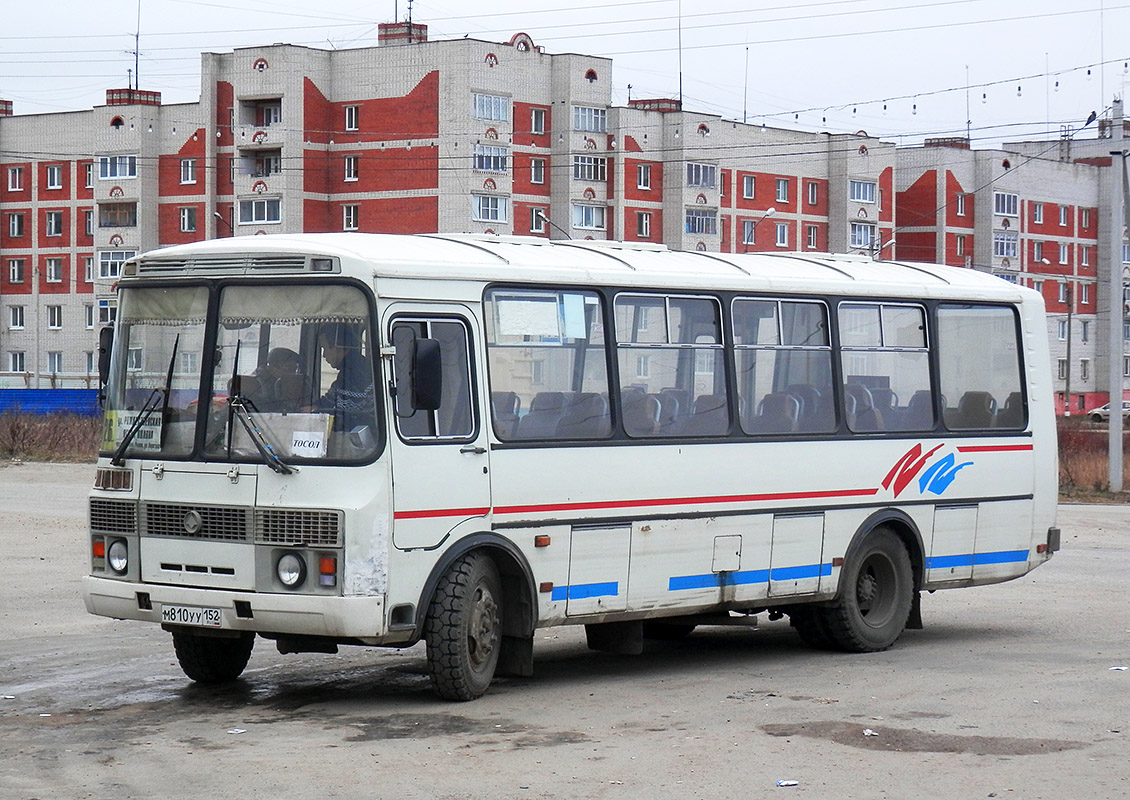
[0,389,101,416]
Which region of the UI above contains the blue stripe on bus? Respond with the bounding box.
[669,564,830,592]
[926,549,1029,569]
[550,581,620,602]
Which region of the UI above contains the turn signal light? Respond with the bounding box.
[319,556,337,587]
[92,539,106,558]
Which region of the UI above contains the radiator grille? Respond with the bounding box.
[142,502,252,542]
[139,254,311,274]
[90,499,138,535]
[255,508,343,547]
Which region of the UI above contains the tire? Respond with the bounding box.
[1092,414,1104,423]
[789,607,837,650]
[821,528,914,652]
[171,630,255,683]
[425,552,503,701]
[642,621,696,640]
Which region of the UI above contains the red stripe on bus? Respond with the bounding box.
[493,487,879,516]
[956,444,1034,453]
[394,506,491,520]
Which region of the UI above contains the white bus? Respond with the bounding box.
[83,233,1060,700]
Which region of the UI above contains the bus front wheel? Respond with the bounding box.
[171,630,255,683]
[821,528,913,652]
[424,552,502,701]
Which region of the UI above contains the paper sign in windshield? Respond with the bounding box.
[291,430,327,458]
[106,410,163,451]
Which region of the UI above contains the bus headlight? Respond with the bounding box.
[276,552,306,589]
[107,539,129,575]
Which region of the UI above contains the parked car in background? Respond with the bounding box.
[1085,401,1130,422]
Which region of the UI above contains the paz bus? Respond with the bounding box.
[82,233,1060,700]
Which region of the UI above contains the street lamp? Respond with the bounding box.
[213,210,234,237]
[743,207,775,250]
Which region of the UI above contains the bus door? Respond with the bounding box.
[385,308,491,550]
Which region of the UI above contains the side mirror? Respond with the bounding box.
[97,326,114,385]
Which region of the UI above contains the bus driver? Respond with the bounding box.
[311,322,376,433]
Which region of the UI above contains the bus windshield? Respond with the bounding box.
[100,282,380,464]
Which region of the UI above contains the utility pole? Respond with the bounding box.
[1108,97,1126,491]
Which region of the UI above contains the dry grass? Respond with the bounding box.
[1057,417,1130,501]
[0,412,102,463]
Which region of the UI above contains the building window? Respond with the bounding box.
[99,202,136,227]
[46,165,63,189]
[775,222,788,247]
[1081,284,1090,304]
[956,193,966,216]
[345,105,359,131]
[1057,359,1067,380]
[1124,242,1130,264]
[685,209,717,235]
[637,211,651,239]
[7,213,24,237]
[742,174,755,199]
[994,191,1018,216]
[1033,279,1043,293]
[1057,320,1067,340]
[179,207,197,233]
[1081,359,1090,381]
[472,93,509,121]
[85,304,95,329]
[637,164,651,190]
[1081,320,1090,343]
[85,210,94,236]
[47,305,63,329]
[98,250,135,279]
[99,155,137,179]
[9,306,25,330]
[472,194,508,223]
[572,203,605,230]
[993,231,1018,258]
[8,167,24,191]
[1059,243,1069,264]
[1082,209,1091,228]
[530,158,545,185]
[573,156,607,182]
[1081,246,1090,267]
[1033,241,1044,262]
[127,348,143,372]
[776,178,789,203]
[84,163,94,188]
[344,155,359,181]
[1124,356,1130,378]
[1032,203,1043,224]
[45,258,63,283]
[807,181,818,206]
[686,163,716,188]
[45,211,64,237]
[8,259,25,283]
[956,234,967,257]
[1059,206,1068,226]
[530,207,546,233]
[238,198,281,224]
[179,158,196,185]
[343,204,358,231]
[1058,282,1069,304]
[98,299,117,324]
[806,225,818,249]
[850,222,876,249]
[573,106,607,132]
[849,179,876,203]
[86,351,95,373]
[9,352,25,373]
[473,145,508,173]
[84,257,93,283]
[260,102,281,126]
[531,107,546,134]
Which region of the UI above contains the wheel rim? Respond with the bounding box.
[467,583,499,670]
[855,552,898,628]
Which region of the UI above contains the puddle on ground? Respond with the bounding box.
[761,720,1085,755]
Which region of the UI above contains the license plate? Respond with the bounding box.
[161,604,223,628]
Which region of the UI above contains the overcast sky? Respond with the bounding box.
[3,0,1128,147]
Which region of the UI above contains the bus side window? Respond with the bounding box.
[937,304,1024,431]
[391,318,475,441]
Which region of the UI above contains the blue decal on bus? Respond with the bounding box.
[918,452,974,496]
[669,564,832,591]
[550,581,620,602]
[925,549,1029,569]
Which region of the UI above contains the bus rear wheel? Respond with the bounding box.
[821,528,913,652]
[171,630,255,683]
[424,552,502,701]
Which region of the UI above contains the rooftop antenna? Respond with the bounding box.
[743,43,749,124]
[964,65,971,142]
[133,0,141,89]
[677,0,683,108]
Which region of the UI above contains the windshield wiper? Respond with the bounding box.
[228,396,295,475]
[110,335,180,466]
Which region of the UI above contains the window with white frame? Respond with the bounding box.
[345,105,359,131]
[98,299,117,324]
[573,106,607,132]
[179,207,196,233]
[1033,241,1043,262]
[472,93,509,121]
[7,212,23,237]
[180,158,196,184]
[1032,279,1043,293]
[742,174,755,199]
[685,208,716,235]
[1059,243,1069,263]
[1081,246,1090,266]
[84,163,94,188]
[343,204,358,231]
[1057,359,1067,380]
[45,258,62,283]
[46,165,62,189]
[99,202,135,227]
[85,304,94,329]
[8,167,24,191]
[572,203,605,230]
[8,352,25,373]
[1125,356,1130,377]
[849,179,876,203]
[850,222,876,249]
[956,234,967,257]
[994,191,1018,216]
[473,145,508,173]
[1058,282,1069,303]
[686,163,716,188]
[573,155,607,182]
[1032,203,1043,224]
[807,181,818,205]
[47,305,62,329]
[9,306,25,330]
[1081,320,1090,343]
[1081,359,1090,381]
[1059,206,1068,226]
[1081,284,1090,304]
[8,259,24,283]
[530,158,545,185]
[776,178,789,203]
[83,257,93,283]
[1082,208,1091,228]
[1124,242,1130,263]
[84,210,93,237]
[344,155,359,181]
[45,211,63,236]
[99,155,137,179]
[238,198,281,224]
[956,193,966,216]
[530,207,546,233]
[637,164,651,190]
[98,250,135,279]
[86,352,95,374]
[472,194,508,223]
[260,102,281,126]
[1057,320,1067,340]
[775,222,788,247]
[742,220,757,245]
[993,231,1018,258]
[127,348,143,372]
[637,211,651,238]
[807,225,818,249]
[531,107,546,134]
